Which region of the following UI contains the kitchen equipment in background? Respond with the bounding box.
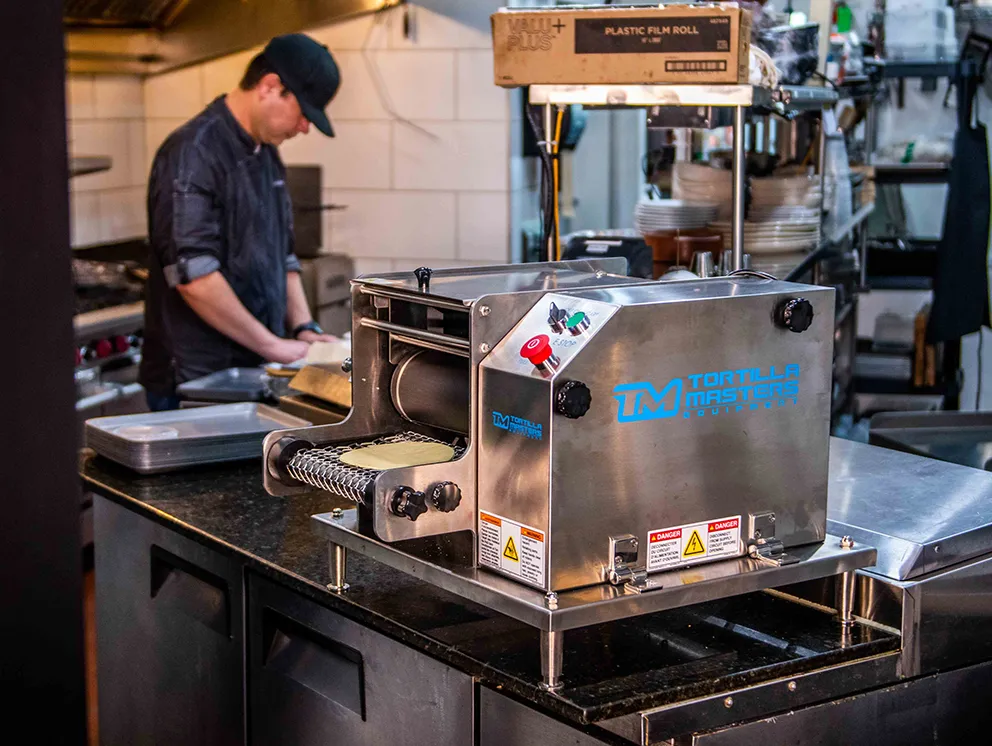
[177,367,269,403]
[633,198,718,233]
[645,230,723,278]
[690,250,716,278]
[86,403,309,474]
[753,23,820,85]
[560,230,653,279]
[298,253,354,337]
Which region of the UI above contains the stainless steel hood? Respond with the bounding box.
[65,0,399,75]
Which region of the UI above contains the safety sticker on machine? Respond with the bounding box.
[646,515,742,572]
[479,511,545,586]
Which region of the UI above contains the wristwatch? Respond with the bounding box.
[292,320,324,339]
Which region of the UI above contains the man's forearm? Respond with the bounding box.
[178,271,282,358]
[285,271,313,333]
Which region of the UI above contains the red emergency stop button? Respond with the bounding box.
[520,334,553,365]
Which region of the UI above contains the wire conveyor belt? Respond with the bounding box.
[286,431,464,505]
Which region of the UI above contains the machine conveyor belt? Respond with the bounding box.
[286,431,464,504]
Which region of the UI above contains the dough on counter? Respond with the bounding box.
[339,441,455,470]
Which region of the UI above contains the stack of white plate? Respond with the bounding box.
[672,163,733,220]
[709,218,820,254]
[634,199,718,234]
[749,251,809,277]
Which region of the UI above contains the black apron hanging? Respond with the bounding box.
[928,70,992,343]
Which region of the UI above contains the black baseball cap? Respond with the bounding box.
[263,33,340,137]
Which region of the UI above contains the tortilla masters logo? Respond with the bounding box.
[612,364,801,423]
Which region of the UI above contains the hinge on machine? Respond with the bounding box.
[747,511,800,566]
[607,534,648,590]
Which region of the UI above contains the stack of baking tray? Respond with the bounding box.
[85,403,309,474]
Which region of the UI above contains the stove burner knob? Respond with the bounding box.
[390,486,428,521]
[429,481,462,513]
[775,298,814,333]
[555,380,592,419]
[94,339,113,359]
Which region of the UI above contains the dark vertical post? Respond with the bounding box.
[0,3,86,744]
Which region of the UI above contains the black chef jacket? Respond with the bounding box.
[139,96,301,396]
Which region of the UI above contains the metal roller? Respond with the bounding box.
[391,350,470,435]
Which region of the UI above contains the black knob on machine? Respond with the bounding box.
[429,481,462,513]
[414,266,433,293]
[555,380,592,419]
[391,486,429,521]
[775,298,814,333]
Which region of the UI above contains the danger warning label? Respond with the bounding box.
[647,515,741,572]
[479,511,545,587]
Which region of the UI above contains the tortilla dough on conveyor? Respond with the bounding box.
[339,441,455,470]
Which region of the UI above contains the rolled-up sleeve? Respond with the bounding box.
[164,144,224,287]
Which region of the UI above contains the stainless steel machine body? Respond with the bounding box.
[265,260,837,593]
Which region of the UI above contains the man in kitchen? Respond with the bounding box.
[140,34,341,410]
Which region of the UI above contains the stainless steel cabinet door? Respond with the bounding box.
[248,573,474,746]
[94,496,244,746]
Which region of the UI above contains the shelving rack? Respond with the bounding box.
[528,83,839,271]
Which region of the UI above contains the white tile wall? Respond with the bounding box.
[457,51,509,120]
[68,120,135,192]
[201,49,259,105]
[393,120,509,191]
[70,192,101,247]
[457,192,509,261]
[330,52,390,120]
[327,190,456,259]
[66,76,95,120]
[386,3,493,50]
[372,51,456,120]
[93,76,144,119]
[279,121,392,190]
[67,2,514,266]
[98,187,147,241]
[144,66,205,120]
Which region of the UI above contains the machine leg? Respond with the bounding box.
[327,542,350,592]
[540,629,564,691]
[731,105,746,271]
[836,570,856,638]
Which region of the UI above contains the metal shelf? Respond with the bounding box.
[528,83,837,111]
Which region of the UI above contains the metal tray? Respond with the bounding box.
[177,367,268,402]
[85,403,309,474]
[870,411,992,471]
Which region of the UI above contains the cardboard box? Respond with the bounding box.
[492,5,751,86]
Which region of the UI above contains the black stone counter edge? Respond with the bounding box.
[81,472,613,725]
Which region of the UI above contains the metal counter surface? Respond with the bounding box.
[81,451,897,726]
[828,438,992,581]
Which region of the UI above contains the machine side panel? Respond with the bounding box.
[549,286,833,591]
[477,367,553,591]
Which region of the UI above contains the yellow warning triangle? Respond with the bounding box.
[503,536,519,562]
[682,530,706,557]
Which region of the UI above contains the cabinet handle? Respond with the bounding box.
[150,545,231,638]
[262,609,366,720]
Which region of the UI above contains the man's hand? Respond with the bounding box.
[264,338,311,364]
[296,330,341,344]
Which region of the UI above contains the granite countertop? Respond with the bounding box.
[81,453,899,727]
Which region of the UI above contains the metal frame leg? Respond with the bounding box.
[731,105,746,271]
[540,629,564,691]
[327,541,350,592]
[859,102,878,290]
[836,570,856,641]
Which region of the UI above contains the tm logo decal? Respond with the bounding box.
[492,411,543,440]
[613,365,801,423]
